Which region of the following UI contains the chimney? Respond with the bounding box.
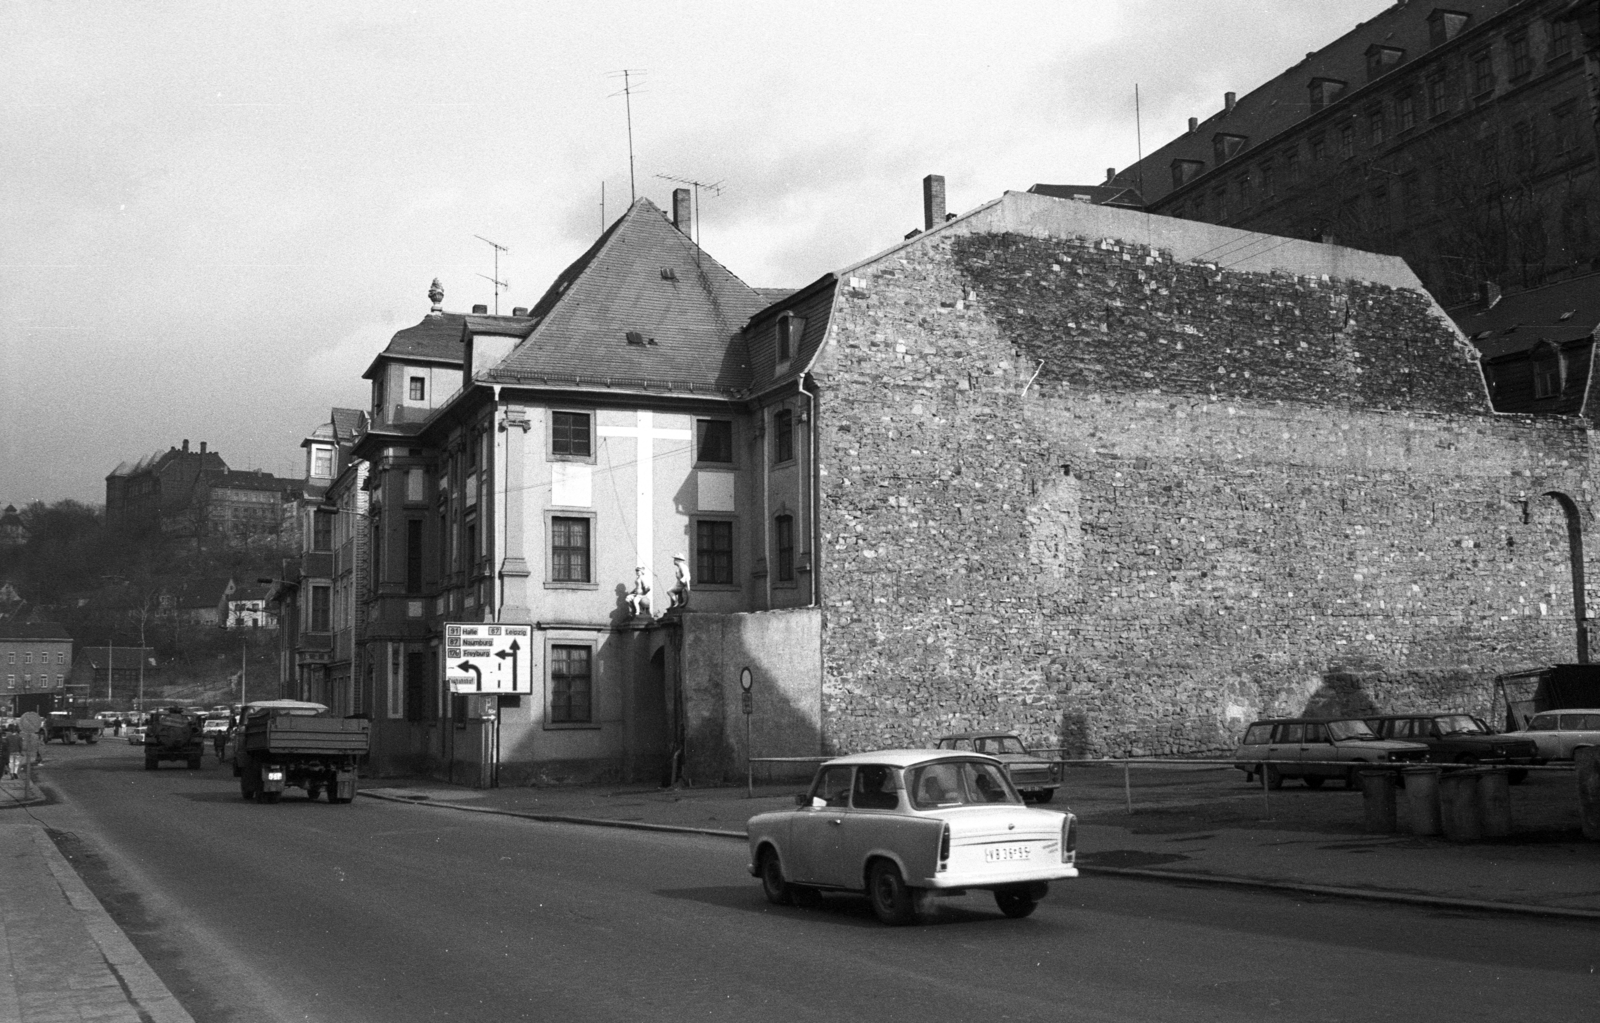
[672,188,692,237]
[1478,281,1503,310]
[923,174,946,230]
[1224,92,1237,113]
[200,442,207,455]
[472,304,488,314]
[182,439,189,453]
[1188,117,1199,133]
[1105,167,1116,183]
[512,306,529,316]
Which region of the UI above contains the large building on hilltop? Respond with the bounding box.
[105,440,302,548]
[1110,0,1598,308]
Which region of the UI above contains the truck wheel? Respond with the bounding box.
[187,755,201,770]
[1508,769,1529,784]
[306,785,323,802]
[144,754,158,771]
[262,791,281,804]
[240,776,254,800]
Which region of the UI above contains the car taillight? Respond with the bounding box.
[1061,814,1077,865]
[938,823,950,871]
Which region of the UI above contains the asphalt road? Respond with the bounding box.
[30,740,1600,1023]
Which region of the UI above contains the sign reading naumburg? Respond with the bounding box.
[443,623,532,694]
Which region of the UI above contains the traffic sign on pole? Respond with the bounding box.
[443,623,532,694]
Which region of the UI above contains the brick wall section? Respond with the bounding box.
[815,230,1594,757]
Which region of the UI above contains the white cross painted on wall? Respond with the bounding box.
[597,411,692,582]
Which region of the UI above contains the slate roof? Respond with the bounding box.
[1449,273,1600,359]
[0,621,70,641]
[481,199,769,394]
[330,407,367,443]
[362,312,468,380]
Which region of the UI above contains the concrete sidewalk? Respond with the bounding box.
[360,769,1600,920]
[2,773,194,1023]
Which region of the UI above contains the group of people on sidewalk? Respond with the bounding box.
[2,709,43,782]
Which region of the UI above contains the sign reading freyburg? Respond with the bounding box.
[443,623,532,694]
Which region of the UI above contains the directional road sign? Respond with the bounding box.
[443,623,532,694]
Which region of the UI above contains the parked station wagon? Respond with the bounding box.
[747,750,1078,925]
[1232,717,1430,789]
[934,732,1062,803]
[1503,708,1600,761]
[1365,713,1539,782]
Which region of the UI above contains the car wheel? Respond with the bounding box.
[1033,788,1056,804]
[994,884,1045,919]
[1303,775,1325,789]
[1507,769,1528,785]
[759,849,793,906]
[868,860,920,926]
[1456,754,1480,766]
[1264,765,1283,790]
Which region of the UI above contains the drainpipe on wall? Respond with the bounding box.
[796,374,820,608]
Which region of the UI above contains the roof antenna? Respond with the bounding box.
[608,69,647,202]
[654,173,724,246]
[474,235,508,315]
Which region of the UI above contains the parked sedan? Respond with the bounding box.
[1366,713,1539,782]
[1503,708,1600,761]
[1233,717,1430,789]
[934,732,1062,803]
[747,750,1078,925]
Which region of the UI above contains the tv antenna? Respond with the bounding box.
[474,234,508,314]
[654,173,724,246]
[607,69,647,202]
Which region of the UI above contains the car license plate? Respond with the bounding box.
[984,844,1031,863]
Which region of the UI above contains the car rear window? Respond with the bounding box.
[1563,713,1600,730]
[908,761,1020,808]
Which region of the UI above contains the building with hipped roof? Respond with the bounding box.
[2,620,72,714]
[1450,269,1600,412]
[105,439,302,549]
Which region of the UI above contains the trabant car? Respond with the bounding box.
[1232,717,1430,789]
[1503,708,1600,761]
[747,750,1078,925]
[934,732,1062,803]
[1366,713,1539,782]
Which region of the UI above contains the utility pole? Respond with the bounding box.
[474,235,508,314]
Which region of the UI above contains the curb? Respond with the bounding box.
[33,827,197,1023]
[360,790,1600,921]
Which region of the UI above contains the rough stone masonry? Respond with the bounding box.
[809,192,1594,758]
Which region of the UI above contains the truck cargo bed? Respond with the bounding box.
[242,715,370,756]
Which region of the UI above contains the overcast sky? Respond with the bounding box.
[0,0,1394,507]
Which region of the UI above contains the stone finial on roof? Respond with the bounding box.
[428,278,444,317]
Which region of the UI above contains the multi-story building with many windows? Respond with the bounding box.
[1110,0,1599,307]
[2,621,73,713]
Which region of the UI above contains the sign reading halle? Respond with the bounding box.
[443,623,532,694]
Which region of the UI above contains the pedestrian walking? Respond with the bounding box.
[2,723,21,779]
[212,725,227,761]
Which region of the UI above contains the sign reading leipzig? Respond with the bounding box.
[443,623,532,694]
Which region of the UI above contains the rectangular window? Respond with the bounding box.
[1310,135,1327,162]
[406,468,425,503]
[1427,76,1448,118]
[1371,188,1390,232]
[1397,91,1416,131]
[1509,33,1531,79]
[1259,161,1275,199]
[409,376,425,401]
[696,420,734,463]
[551,517,591,582]
[312,446,334,478]
[1554,103,1578,156]
[1285,150,1300,183]
[1338,124,1354,159]
[549,645,592,724]
[775,514,795,583]
[776,314,803,362]
[406,519,424,594]
[696,520,734,585]
[1235,173,1251,207]
[24,652,31,664]
[551,411,592,458]
[1551,17,1574,61]
[1472,50,1494,95]
[773,410,794,464]
[388,645,403,719]
[1513,121,1535,173]
[1368,108,1386,146]
[405,650,429,723]
[1400,171,1420,222]
[311,585,331,632]
[313,511,334,552]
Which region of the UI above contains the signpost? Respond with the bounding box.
[443,623,533,694]
[741,668,753,797]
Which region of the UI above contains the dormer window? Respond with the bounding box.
[409,376,425,401]
[1428,9,1470,48]
[1171,159,1206,188]
[1308,77,1347,111]
[1366,44,1405,81]
[1212,133,1248,164]
[1532,344,1564,398]
[310,445,334,479]
[776,312,804,363]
